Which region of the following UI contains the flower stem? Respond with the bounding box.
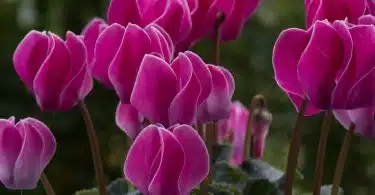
[312,111,334,195]
[205,123,216,184]
[199,123,209,195]
[331,123,355,195]
[40,172,56,195]
[78,100,108,195]
[213,12,225,65]
[284,99,308,195]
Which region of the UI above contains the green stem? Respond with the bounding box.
[40,172,56,195]
[331,123,355,195]
[78,100,108,195]
[213,12,225,65]
[284,99,308,195]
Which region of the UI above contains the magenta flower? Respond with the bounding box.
[116,102,144,140]
[13,31,93,111]
[273,20,375,114]
[107,0,191,44]
[81,18,108,68]
[250,107,272,159]
[124,124,209,195]
[305,0,366,28]
[197,65,235,123]
[366,0,375,15]
[177,0,261,50]
[0,117,56,189]
[93,23,173,103]
[334,108,375,137]
[229,101,249,165]
[131,52,208,126]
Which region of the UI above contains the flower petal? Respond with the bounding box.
[107,0,141,25]
[287,92,321,115]
[145,24,174,62]
[33,33,70,111]
[13,31,49,91]
[109,23,151,103]
[92,24,125,88]
[297,21,344,110]
[148,128,184,195]
[116,102,143,140]
[359,14,375,25]
[131,55,178,126]
[230,102,249,165]
[169,53,201,125]
[124,125,162,194]
[347,107,375,137]
[172,125,209,194]
[185,51,212,105]
[81,18,107,66]
[272,28,310,96]
[218,66,235,97]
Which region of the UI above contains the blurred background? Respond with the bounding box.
[0,0,374,194]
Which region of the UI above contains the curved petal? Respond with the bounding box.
[13,120,44,189]
[272,28,310,96]
[172,125,209,195]
[59,31,90,111]
[33,33,70,111]
[367,0,375,15]
[81,18,107,66]
[22,118,56,169]
[109,23,151,103]
[124,125,162,195]
[348,107,375,137]
[333,109,352,130]
[116,102,143,140]
[92,24,125,88]
[287,92,321,116]
[107,0,141,25]
[130,55,178,126]
[138,0,169,24]
[169,54,201,125]
[359,14,375,25]
[230,101,249,165]
[297,21,344,110]
[148,128,184,195]
[185,51,212,105]
[218,66,235,97]
[145,24,174,62]
[13,31,49,91]
[0,120,22,189]
[197,65,231,123]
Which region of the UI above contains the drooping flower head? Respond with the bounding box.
[0,117,56,189]
[124,124,209,195]
[13,31,93,111]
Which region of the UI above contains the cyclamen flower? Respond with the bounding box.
[115,103,144,140]
[178,0,261,50]
[0,117,56,189]
[334,108,375,137]
[131,52,211,127]
[107,0,191,44]
[250,107,272,159]
[366,0,375,15]
[273,20,375,115]
[305,0,366,28]
[93,23,173,103]
[13,31,92,111]
[124,124,209,195]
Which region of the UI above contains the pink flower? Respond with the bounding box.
[13,31,92,111]
[124,124,209,195]
[250,107,272,159]
[334,107,375,137]
[0,117,56,189]
[273,20,375,114]
[107,0,191,44]
[115,103,144,140]
[305,0,366,28]
[92,23,173,103]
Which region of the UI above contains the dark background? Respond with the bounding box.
[0,0,374,194]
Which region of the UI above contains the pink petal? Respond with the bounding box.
[13,31,49,92]
[148,128,184,195]
[251,117,271,159]
[230,101,249,165]
[81,18,107,66]
[130,55,178,126]
[347,107,375,137]
[287,92,321,116]
[92,24,125,88]
[13,120,44,189]
[109,23,151,103]
[185,51,212,105]
[116,102,143,140]
[220,0,261,41]
[366,0,375,15]
[107,0,141,26]
[197,65,231,123]
[33,33,70,111]
[218,66,235,97]
[124,125,162,195]
[59,31,91,111]
[138,0,169,24]
[297,21,344,110]
[359,14,375,25]
[0,120,22,189]
[172,125,209,194]
[272,28,310,96]
[145,24,174,62]
[169,53,201,125]
[333,109,352,130]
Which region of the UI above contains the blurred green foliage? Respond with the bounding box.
[0,0,374,194]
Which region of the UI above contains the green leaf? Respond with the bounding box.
[74,188,99,195]
[242,179,279,195]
